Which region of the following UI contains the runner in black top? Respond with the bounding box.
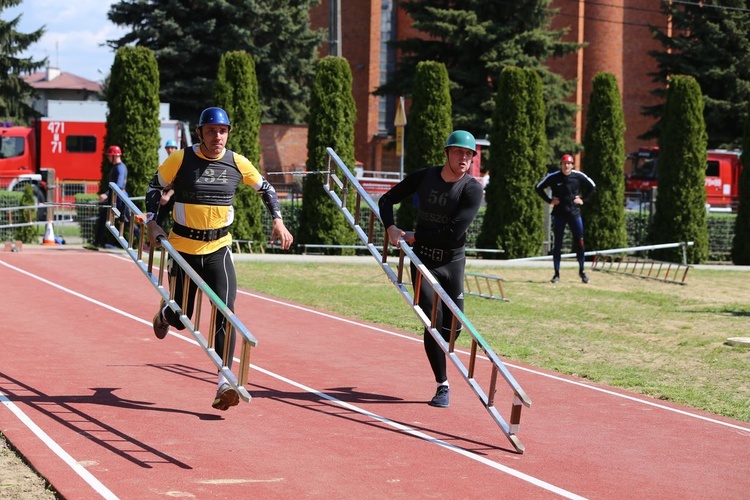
[535,154,596,283]
[379,130,484,409]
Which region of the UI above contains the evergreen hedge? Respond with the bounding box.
[649,75,709,264]
[104,47,161,201]
[478,67,546,258]
[297,56,357,251]
[581,72,628,251]
[397,61,452,230]
[214,51,265,249]
[731,102,750,264]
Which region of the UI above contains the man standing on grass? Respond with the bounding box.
[535,154,596,283]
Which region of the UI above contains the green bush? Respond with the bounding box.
[478,67,546,258]
[0,191,24,242]
[297,56,357,252]
[649,75,709,263]
[581,73,628,251]
[398,61,452,230]
[75,194,100,244]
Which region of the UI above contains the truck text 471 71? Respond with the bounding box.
[0,100,190,215]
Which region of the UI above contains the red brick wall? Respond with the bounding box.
[310,1,381,171]
[547,0,666,156]
[306,1,667,171]
[259,124,308,184]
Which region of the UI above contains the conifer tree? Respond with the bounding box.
[478,67,546,258]
[397,61,452,231]
[0,0,46,123]
[108,0,323,125]
[104,47,161,200]
[297,56,357,251]
[649,76,709,264]
[731,102,750,264]
[644,0,750,148]
[377,0,580,163]
[15,184,38,243]
[214,51,265,248]
[580,72,627,251]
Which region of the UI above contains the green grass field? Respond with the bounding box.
[235,260,750,423]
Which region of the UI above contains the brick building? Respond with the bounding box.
[309,0,668,174]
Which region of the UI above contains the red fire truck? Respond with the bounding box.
[625,146,743,211]
[0,100,190,210]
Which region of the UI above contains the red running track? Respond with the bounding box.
[1,247,749,499]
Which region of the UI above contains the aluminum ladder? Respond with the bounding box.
[104,183,257,403]
[320,147,531,453]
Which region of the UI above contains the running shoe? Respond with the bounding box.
[212,383,240,411]
[428,385,450,408]
[152,300,169,339]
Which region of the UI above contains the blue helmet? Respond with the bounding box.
[197,107,231,130]
[165,139,178,148]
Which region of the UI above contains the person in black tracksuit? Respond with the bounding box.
[378,130,484,409]
[535,154,596,283]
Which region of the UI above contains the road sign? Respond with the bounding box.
[394,96,406,127]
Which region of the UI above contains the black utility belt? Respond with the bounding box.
[172,222,230,242]
[414,245,463,262]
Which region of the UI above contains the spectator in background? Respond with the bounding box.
[155,140,178,229]
[91,145,128,248]
[535,154,596,284]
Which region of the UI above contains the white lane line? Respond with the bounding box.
[1,259,586,499]
[0,393,119,500]
[238,290,750,434]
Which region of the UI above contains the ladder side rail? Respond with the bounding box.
[324,149,530,400]
[324,149,532,409]
[324,149,531,452]
[107,184,258,402]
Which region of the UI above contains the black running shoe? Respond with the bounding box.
[550,275,560,283]
[580,271,589,284]
[428,385,450,408]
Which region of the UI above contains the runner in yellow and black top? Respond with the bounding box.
[144,107,293,411]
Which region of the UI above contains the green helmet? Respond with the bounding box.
[445,130,477,155]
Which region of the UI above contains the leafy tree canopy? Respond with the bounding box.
[107,0,324,126]
[376,0,581,164]
[644,0,750,149]
[0,0,46,123]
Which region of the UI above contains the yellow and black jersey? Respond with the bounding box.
[145,144,282,255]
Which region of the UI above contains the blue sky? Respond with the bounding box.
[5,0,127,83]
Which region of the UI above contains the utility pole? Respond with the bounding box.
[328,0,342,57]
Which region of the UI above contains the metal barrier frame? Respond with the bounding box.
[322,148,531,453]
[105,183,258,403]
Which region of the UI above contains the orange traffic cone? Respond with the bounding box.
[42,222,58,246]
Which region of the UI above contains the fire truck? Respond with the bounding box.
[625,146,743,211]
[0,100,190,212]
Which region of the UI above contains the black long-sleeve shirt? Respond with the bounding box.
[535,170,596,217]
[379,167,483,249]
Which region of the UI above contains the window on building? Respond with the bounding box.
[66,135,97,153]
[378,0,397,135]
